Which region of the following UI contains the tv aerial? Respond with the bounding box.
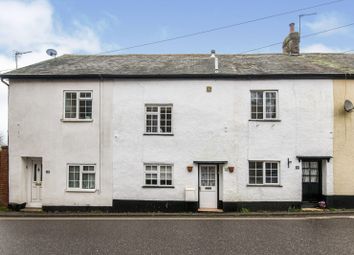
[14,50,32,69]
[46,49,57,57]
[344,100,354,112]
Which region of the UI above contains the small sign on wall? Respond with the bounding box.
[46,170,50,174]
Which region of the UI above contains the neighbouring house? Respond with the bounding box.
[0,146,9,207]
[1,27,354,212]
[332,79,354,208]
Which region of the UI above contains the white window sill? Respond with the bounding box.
[61,119,93,122]
[249,119,281,122]
[143,133,174,136]
[142,185,175,189]
[247,184,282,187]
[65,189,97,193]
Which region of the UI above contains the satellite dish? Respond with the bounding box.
[344,100,354,112]
[46,49,57,57]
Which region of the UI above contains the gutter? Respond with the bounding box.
[1,77,9,86]
[1,73,354,80]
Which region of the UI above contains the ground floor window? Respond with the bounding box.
[249,161,279,185]
[68,164,96,190]
[144,164,173,186]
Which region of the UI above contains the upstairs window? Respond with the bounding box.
[145,105,172,134]
[250,91,278,120]
[64,91,92,120]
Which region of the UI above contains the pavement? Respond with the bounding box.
[1,216,354,254]
[1,209,354,218]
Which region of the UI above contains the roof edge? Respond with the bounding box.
[1,73,354,80]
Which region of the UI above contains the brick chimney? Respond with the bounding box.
[282,23,300,55]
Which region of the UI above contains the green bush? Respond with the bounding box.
[288,206,301,212]
[0,206,8,212]
[240,207,250,213]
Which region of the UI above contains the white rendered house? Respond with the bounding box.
[2,53,353,212]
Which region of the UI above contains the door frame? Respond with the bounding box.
[198,163,220,209]
[301,159,323,202]
[26,157,43,208]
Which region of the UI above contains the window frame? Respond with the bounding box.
[66,164,97,192]
[144,104,173,135]
[248,161,280,186]
[143,163,174,187]
[63,90,93,121]
[250,90,279,121]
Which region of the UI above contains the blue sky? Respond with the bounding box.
[0,0,354,141]
[51,0,353,54]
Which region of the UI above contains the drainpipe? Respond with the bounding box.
[1,77,10,149]
[98,75,103,195]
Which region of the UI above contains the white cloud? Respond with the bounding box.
[0,0,111,140]
[95,11,120,32]
[0,0,106,71]
[0,0,52,50]
[302,43,348,53]
[304,12,350,36]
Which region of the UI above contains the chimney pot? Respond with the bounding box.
[283,23,300,55]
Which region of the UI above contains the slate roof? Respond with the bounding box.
[1,53,354,79]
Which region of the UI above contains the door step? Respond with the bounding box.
[301,207,324,212]
[301,202,324,212]
[301,202,318,208]
[198,208,223,213]
[20,207,43,213]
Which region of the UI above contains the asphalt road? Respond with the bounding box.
[1,217,354,255]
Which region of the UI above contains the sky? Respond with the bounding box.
[0,0,353,142]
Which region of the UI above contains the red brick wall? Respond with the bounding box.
[0,146,9,206]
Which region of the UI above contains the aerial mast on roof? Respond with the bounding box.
[298,13,317,41]
[14,50,32,69]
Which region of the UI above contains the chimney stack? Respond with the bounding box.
[210,49,219,73]
[282,23,300,55]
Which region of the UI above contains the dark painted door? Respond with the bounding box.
[302,161,322,202]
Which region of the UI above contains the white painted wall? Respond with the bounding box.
[112,79,333,203]
[8,78,333,206]
[8,79,113,206]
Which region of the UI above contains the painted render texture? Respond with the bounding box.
[4,52,354,210]
[333,80,354,195]
[8,78,333,207]
[8,79,113,206]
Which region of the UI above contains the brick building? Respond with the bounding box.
[0,146,9,206]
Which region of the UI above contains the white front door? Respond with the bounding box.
[30,160,42,207]
[199,165,218,209]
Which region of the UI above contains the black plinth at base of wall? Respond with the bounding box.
[223,201,302,212]
[43,200,304,213]
[325,196,354,209]
[112,200,198,212]
[43,206,112,212]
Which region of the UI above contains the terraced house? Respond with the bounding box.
[1,44,354,212]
